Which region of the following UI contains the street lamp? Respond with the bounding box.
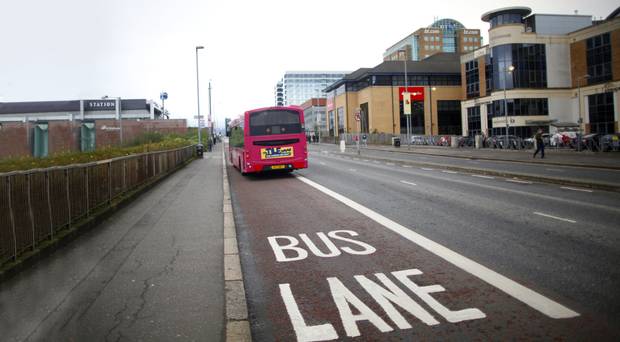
[195,46,204,146]
[314,88,321,144]
[503,65,515,149]
[428,86,436,135]
[576,74,590,151]
[398,49,411,150]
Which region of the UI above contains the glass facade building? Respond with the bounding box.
[276,72,348,106]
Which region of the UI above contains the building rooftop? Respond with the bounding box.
[0,99,158,115]
[481,6,532,22]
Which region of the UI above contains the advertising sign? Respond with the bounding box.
[398,87,425,101]
[403,93,412,115]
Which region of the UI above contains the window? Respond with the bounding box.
[249,110,301,136]
[588,92,615,134]
[491,98,548,117]
[33,123,49,158]
[80,122,96,152]
[586,33,612,84]
[438,100,462,135]
[489,13,522,28]
[492,44,547,90]
[230,126,244,148]
[467,107,481,137]
[465,60,480,98]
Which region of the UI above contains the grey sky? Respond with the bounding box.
[1,0,617,129]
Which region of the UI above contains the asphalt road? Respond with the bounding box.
[312,144,620,188]
[230,149,620,341]
[0,149,225,342]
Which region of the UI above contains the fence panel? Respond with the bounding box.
[0,176,15,264]
[29,172,52,243]
[48,169,70,231]
[9,174,33,254]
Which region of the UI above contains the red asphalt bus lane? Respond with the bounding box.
[228,166,619,341]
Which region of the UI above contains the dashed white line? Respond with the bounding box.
[373,160,380,164]
[401,165,413,168]
[353,158,360,161]
[319,162,327,166]
[546,168,565,172]
[386,162,396,166]
[506,179,533,184]
[348,168,357,172]
[421,168,434,171]
[534,212,577,224]
[363,159,370,162]
[296,175,579,319]
[400,180,417,186]
[561,186,593,193]
[472,175,494,179]
[442,170,458,174]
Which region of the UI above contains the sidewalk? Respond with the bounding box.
[0,146,225,341]
[318,142,620,170]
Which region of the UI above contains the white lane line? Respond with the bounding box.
[296,175,579,320]
[561,186,593,193]
[400,180,417,186]
[353,158,360,161]
[402,165,413,168]
[472,175,494,179]
[442,170,458,174]
[506,179,533,184]
[421,167,434,171]
[534,212,577,224]
[386,162,396,166]
[348,168,357,172]
[363,159,370,162]
[319,162,327,166]
[546,168,565,172]
[373,160,380,164]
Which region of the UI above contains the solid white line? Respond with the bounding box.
[400,180,417,186]
[561,186,593,193]
[472,175,494,179]
[421,168,434,171]
[296,175,579,319]
[402,165,413,168]
[506,179,533,184]
[442,170,458,174]
[534,212,577,224]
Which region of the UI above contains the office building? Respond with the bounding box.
[275,71,348,106]
[383,18,483,61]
[460,6,619,138]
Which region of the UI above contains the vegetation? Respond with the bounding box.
[0,132,201,173]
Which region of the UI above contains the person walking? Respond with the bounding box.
[533,128,545,159]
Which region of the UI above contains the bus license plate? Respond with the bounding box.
[270,165,286,170]
[261,146,294,160]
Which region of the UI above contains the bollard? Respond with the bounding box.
[339,140,346,153]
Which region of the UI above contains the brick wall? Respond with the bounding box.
[0,119,188,158]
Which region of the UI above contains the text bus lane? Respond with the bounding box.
[228,169,619,341]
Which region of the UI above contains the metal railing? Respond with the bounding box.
[0,145,195,266]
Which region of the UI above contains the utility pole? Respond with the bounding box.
[195,46,204,145]
[208,81,213,141]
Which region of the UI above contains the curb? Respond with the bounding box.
[320,150,620,193]
[222,146,252,342]
[0,157,195,283]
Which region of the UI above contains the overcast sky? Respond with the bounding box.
[1,0,617,129]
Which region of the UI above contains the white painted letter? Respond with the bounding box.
[355,273,439,328]
[300,232,342,258]
[268,236,308,262]
[279,283,338,342]
[327,277,392,337]
[327,230,376,255]
[392,269,486,323]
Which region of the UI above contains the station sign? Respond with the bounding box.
[85,99,116,111]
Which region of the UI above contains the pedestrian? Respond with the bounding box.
[533,128,545,159]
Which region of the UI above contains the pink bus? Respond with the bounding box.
[229,106,308,174]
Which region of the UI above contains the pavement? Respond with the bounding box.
[0,145,226,341]
[311,143,620,191]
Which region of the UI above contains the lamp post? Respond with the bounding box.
[399,49,411,150]
[503,65,515,149]
[428,86,436,135]
[195,46,204,146]
[576,74,590,151]
[314,89,321,144]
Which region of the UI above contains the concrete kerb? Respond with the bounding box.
[324,150,620,193]
[222,145,252,342]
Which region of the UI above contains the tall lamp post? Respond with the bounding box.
[576,74,590,151]
[503,65,515,148]
[195,46,204,145]
[428,86,436,135]
[399,49,411,150]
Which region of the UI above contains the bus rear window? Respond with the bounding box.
[249,110,301,136]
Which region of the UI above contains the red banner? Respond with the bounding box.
[399,87,425,101]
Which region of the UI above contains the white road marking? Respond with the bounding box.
[353,158,360,161]
[400,180,417,186]
[402,165,413,168]
[320,162,327,166]
[534,212,577,224]
[442,170,458,174]
[348,169,357,172]
[386,163,395,166]
[363,159,370,162]
[296,175,580,319]
[471,175,494,179]
[561,186,593,193]
[373,161,380,164]
[546,168,565,172]
[421,168,434,171]
[506,179,533,184]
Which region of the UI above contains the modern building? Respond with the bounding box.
[300,98,327,137]
[323,53,462,137]
[460,6,619,138]
[275,71,348,106]
[383,18,483,62]
[0,98,186,158]
[274,81,284,106]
